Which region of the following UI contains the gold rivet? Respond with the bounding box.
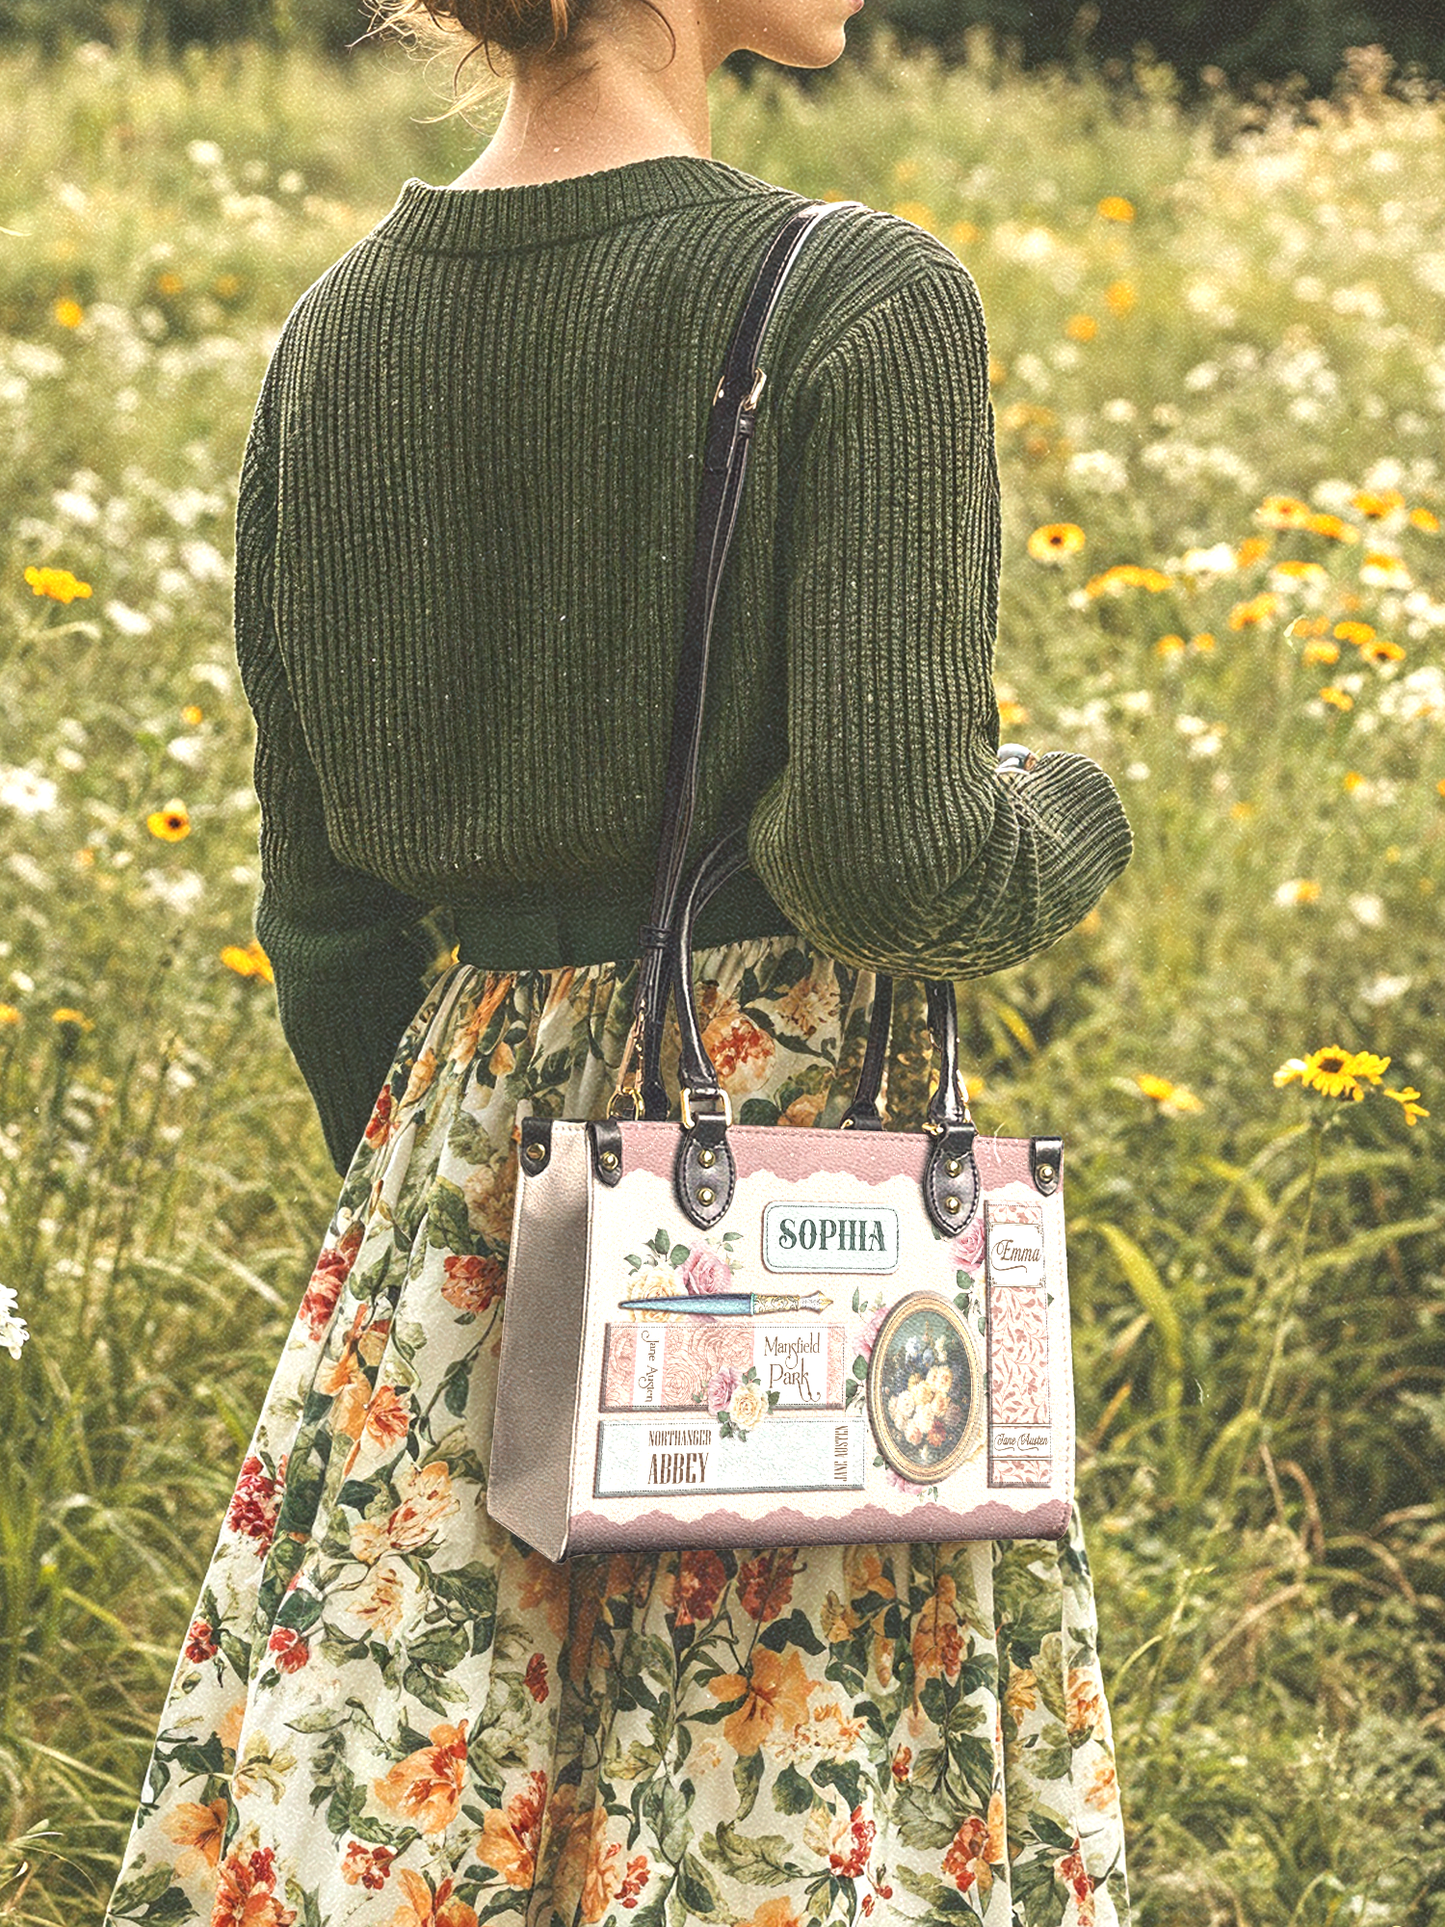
[946,1157,962,1177]
[698,1185,715,1207]
[524,1140,544,1162]
[699,1147,716,1168]
[601,1150,619,1170]
[1038,1163,1055,1182]
[944,1195,960,1214]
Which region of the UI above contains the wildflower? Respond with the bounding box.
[1333,620,1376,645]
[51,1007,93,1030]
[1273,879,1321,907]
[213,273,244,300]
[1361,637,1405,664]
[1409,507,1439,533]
[1156,634,1185,657]
[1343,770,1366,793]
[1135,1074,1204,1116]
[0,1004,19,1026]
[221,939,274,985]
[1257,496,1312,529]
[949,220,980,250]
[1190,631,1215,652]
[1306,513,1359,543]
[1318,686,1353,711]
[1274,1046,1389,1101]
[1383,1087,1429,1126]
[1302,640,1341,666]
[1085,563,1172,597]
[1227,592,1280,629]
[156,271,185,298]
[1027,523,1086,563]
[0,1284,29,1361]
[1105,279,1136,316]
[892,201,936,233]
[1352,489,1403,519]
[1097,195,1135,222]
[1000,402,1057,432]
[53,298,84,329]
[998,697,1029,727]
[1269,559,1328,590]
[1180,542,1237,579]
[147,800,191,841]
[1065,313,1098,342]
[1360,552,1411,589]
[24,565,92,603]
[181,703,204,726]
[1235,536,1272,570]
[0,767,58,815]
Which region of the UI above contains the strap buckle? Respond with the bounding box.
[680,1087,732,1131]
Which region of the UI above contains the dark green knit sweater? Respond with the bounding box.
[236,156,1132,1171]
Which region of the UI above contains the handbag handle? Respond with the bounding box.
[615,198,864,1122]
[664,826,978,1238]
[611,196,979,1234]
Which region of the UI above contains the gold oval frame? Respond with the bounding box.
[866,1291,984,1485]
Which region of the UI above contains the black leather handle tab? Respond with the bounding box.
[633,198,863,1120]
[668,828,973,1145]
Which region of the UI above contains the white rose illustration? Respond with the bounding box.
[728,1381,769,1433]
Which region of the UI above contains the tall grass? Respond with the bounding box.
[0,32,1442,1923]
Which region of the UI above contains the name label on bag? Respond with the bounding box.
[594,1415,867,1496]
[762,1203,899,1274]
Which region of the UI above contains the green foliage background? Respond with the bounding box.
[2,0,1445,88]
[1,30,1444,1926]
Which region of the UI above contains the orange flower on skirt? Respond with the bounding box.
[475,1769,548,1887]
[708,1646,814,1753]
[160,1797,228,1881]
[371,1718,469,1834]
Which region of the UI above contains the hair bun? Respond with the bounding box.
[379,0,581,59]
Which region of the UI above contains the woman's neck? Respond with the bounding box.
[450,7,717,190]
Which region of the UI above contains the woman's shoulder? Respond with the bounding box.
[774,201,989,383]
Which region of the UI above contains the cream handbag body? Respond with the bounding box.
[487,202,1074,1562]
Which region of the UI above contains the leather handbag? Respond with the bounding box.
[487,201,1075,1561]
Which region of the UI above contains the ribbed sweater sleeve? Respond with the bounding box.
[235,375,438,1173]
[749,256,1133,976]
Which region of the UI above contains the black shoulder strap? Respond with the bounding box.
[631,198,862,1120]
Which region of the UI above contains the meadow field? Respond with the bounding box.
[0,30,1442,1925]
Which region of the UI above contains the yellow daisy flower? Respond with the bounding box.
[1384,1087,1429,1126]
[1027,523,1086,563]
[1227,592,1280,630]
[147,800,191,841]
[220,939,274,984]
[25,565,93,604]
[1256,496,1312,530]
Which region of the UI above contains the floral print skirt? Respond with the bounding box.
[106,938,1130,1927]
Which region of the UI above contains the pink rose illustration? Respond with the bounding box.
[857,1302,889,1360]
[952,1216,986,1274]
[680,1246,732,1296]
[705,1366,739,1415]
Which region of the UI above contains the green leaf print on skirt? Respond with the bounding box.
[105,940,1129,1927]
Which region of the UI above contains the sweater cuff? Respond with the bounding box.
[257,904,438,1175]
